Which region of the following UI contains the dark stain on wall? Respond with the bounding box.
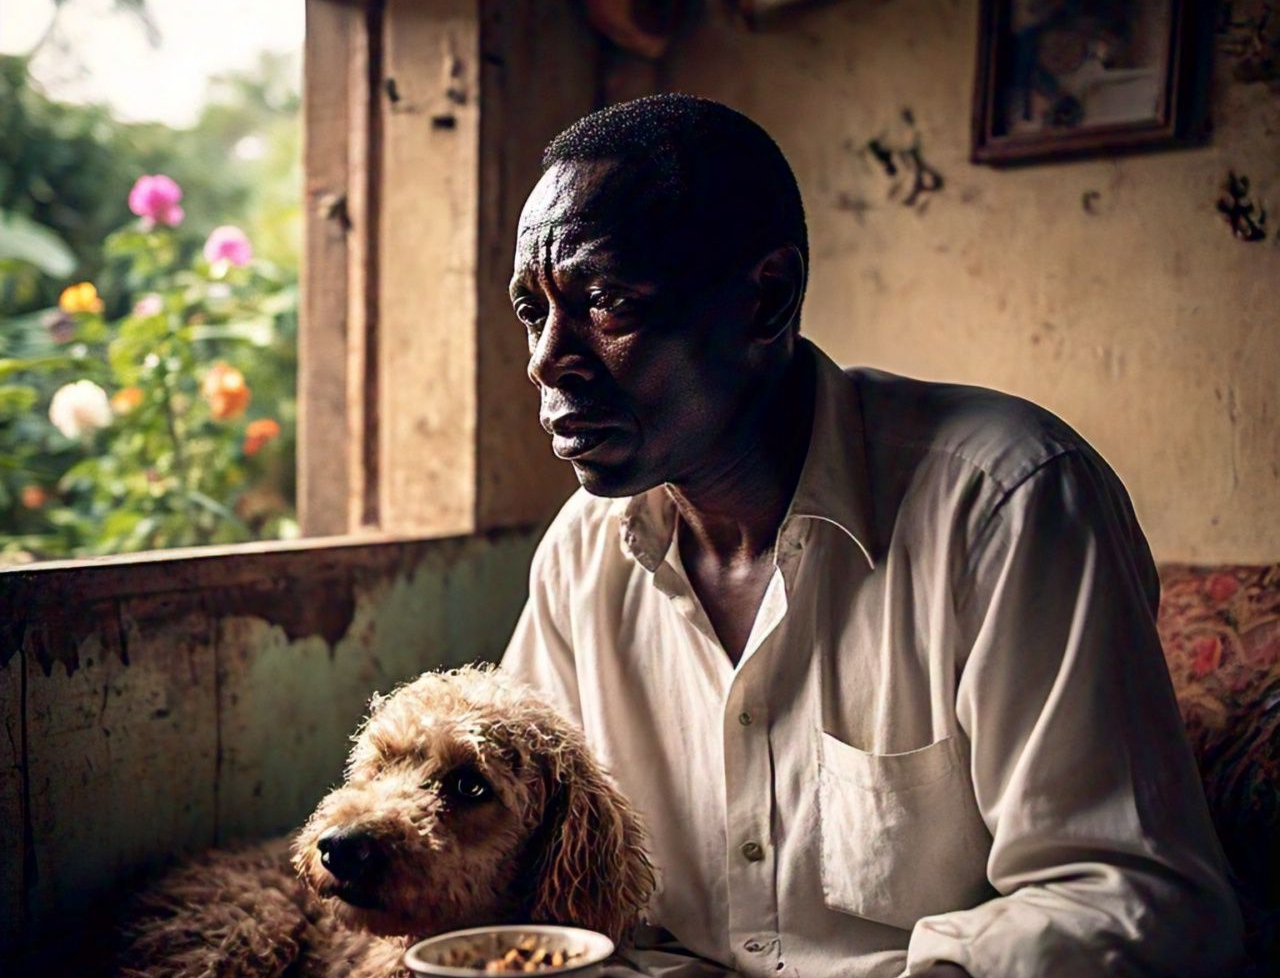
[861,108,945,212]
[1218,171,1268,242]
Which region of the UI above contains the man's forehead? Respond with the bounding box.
[517,159,622,237]
[514,160,690,284]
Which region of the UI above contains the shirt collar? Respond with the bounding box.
[617,338,877,573]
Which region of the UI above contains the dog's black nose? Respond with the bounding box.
[317,826,384,883]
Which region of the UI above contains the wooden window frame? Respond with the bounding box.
[300,0,592,542]
[1,0,598,587]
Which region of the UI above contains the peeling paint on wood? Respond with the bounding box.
[0,534,513,673]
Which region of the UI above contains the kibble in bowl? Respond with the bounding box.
[404,924,614,978]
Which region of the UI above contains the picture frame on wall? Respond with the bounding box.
[970,0,1210,165]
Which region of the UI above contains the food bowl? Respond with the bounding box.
[404,924,615,977]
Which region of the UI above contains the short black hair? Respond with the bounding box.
[542,93,808,287]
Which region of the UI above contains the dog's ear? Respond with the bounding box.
[530,748,656,944]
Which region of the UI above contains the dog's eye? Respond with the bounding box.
[444,768,492,804]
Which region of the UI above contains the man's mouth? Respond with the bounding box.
[544,413,625,461]
[551,427,619,460]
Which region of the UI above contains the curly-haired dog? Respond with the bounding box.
[113,666,656,978]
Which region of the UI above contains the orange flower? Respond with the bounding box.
[59,281,104,314]
[21,485,48,509]
[111,386,144,415]
[243,418,281,456]
[201,362,251,420]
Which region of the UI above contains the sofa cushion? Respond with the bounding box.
[1158,564,1280,970]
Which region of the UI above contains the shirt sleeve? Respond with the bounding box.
[904,450,1244,978]
[500,528,583,726]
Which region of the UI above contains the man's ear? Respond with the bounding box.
[749,243,805,344]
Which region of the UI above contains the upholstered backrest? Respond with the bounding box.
[1157,565,1280,971]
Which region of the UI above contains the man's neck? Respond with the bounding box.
[666,343,817,566]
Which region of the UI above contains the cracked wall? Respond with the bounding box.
[666,0,1280,563]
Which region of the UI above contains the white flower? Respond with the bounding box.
[49,380,112,439]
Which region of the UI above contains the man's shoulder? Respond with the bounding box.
[849,366,1090,496]
[532,487,622,570]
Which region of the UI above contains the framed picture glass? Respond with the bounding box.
[971,0,1209,165]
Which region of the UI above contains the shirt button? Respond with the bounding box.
[740,840,765,862]
[738,711,753,726]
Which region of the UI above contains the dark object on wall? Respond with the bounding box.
[865,110,945,211]
[736,0,827,19]
[584,0,684,59]
[971,0,1212,165]
[1218,171,1268,242]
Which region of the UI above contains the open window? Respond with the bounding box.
[1,0,599,960]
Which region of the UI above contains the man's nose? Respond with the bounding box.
[527,309,594,389]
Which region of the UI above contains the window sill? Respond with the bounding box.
[0,527,539,654]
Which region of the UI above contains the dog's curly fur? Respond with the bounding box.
[112,665,655,978]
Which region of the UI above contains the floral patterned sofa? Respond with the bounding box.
[1157,565,1280,973]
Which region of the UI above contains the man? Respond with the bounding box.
[501,94,1242,978]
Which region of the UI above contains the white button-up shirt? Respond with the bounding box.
[502,341,1242,978]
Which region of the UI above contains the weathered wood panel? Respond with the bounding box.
[212,531,532,841]
[0,653,24,951]
[474,0,595,531]
[299,0,361,536]
[0,529,538,964]
[377,0,480,536]
[22,603,218,929]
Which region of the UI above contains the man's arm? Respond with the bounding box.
[905,450,1243,978]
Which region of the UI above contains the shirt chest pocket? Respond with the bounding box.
[817,731,993,931]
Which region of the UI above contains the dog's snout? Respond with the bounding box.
[317,826,383,883]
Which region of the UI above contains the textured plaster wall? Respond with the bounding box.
[667,0,1280,563]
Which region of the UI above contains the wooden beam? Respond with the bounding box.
[474,0,596,531]
[304,0,600,539]
[300,0,361,537]
[377,0,480,536]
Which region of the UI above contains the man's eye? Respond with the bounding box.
[513,300,545,329]
[588,290,636,315]
[442,767,492,804]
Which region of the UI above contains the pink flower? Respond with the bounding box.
[132,293,164,317]
[128,175,184,228]
[203,226,253,267]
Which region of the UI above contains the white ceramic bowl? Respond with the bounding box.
[404,924,615,978]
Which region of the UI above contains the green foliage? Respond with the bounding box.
[0,230,298,563]
[0,49,300,317]
[0,211,77,277]
[0,52,299,565]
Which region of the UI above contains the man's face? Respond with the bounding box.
[509,159,761,498]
